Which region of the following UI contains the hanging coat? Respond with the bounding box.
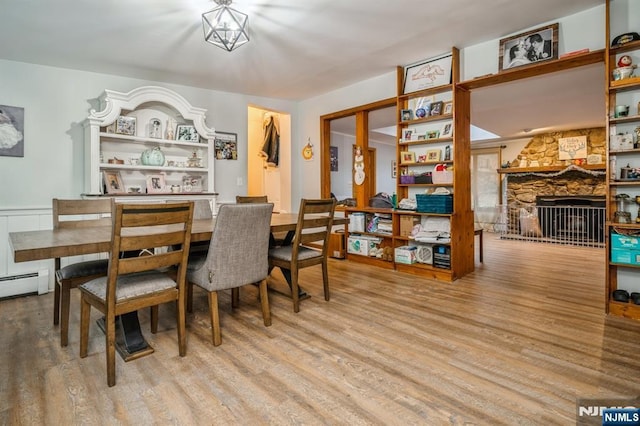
[260,116,279,167]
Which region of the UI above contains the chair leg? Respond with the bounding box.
[177,290,186,357]
[322,260,330,302]
[106,313,117,387]
[187,282,194,313]
[231,288,239,308]
[60,283,71,347]
[258,280,271,327]
[150,306,158,334]
[291,267,300,313]
[208,291,221,346]
[53,281,61,325]
[79,295,90,358]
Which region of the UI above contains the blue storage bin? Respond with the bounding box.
[415,194,453,214]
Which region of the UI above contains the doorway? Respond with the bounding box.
[320,98,396,206]
[247,106,292,213]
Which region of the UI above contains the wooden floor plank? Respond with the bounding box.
[1,234,639,424]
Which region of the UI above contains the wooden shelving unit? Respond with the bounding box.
[605,0,640,320]
[393,47,474,281]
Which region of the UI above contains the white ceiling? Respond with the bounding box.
[0,0,605,141]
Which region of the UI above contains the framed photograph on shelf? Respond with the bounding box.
[426,130,440,139]
[214,131,238,160]
[400,151,416,164]
[103,171,125,194]
[403,53,452,94]
[146,174,167,194]
[176,125,199,142]
[426,149,441,162]
[443,101,453,115]
[403,129,416,141]
[115,116,136,136]
[182,175,203,193]
[400,109,413,122]
[440,122,453,138]
[430,101,443,116]
[498,23,558,71]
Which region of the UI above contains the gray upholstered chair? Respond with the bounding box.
[186,203,273,346]
[236,195,287,247]
[79,201,194,387]
[268,198,336,313]
[52,198,112,347]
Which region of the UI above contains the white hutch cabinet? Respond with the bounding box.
[83,86,217,206]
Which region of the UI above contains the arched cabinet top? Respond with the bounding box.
[86,86,215,139]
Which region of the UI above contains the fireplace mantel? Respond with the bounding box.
[497,164,606,174]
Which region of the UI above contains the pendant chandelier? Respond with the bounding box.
[202,0,249,52]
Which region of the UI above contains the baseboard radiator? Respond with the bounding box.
[0,270,49,299]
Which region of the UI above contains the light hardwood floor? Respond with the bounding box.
[1,234,640,425]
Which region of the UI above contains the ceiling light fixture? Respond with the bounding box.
[202,0,249,52]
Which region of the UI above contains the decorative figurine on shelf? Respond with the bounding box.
[613,55,637,81]
[165,119,176,140]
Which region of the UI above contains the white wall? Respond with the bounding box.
[0,60,296,209]
[0,3,620,210]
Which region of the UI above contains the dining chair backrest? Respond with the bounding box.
[195,203,274,290]
[107,201,194,279]
[193,199,213,220]
[53,198,112,230]
[292,198,336,259]
[236,195,268,204]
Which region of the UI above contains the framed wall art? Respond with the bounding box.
[103,170,125,194]
[214,131,238,160]
[0,104,24,157]
[330,146,338,171]
[403,53,452,94]
[498,23,559,71]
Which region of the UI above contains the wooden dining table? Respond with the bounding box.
[9,212,347,360]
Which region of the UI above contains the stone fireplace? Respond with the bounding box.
[500,128,607,245]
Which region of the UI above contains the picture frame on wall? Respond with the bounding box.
[115,116,136,136]
[103,170,125,194]
[214,131,238,160]
[498,23,559,71]
[403,53,452,94]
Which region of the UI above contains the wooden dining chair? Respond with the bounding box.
[52,198,112,347]
[79,201,194,387]
[235,195,268,204]
[268,198,336,313]
[186,203,273,346]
